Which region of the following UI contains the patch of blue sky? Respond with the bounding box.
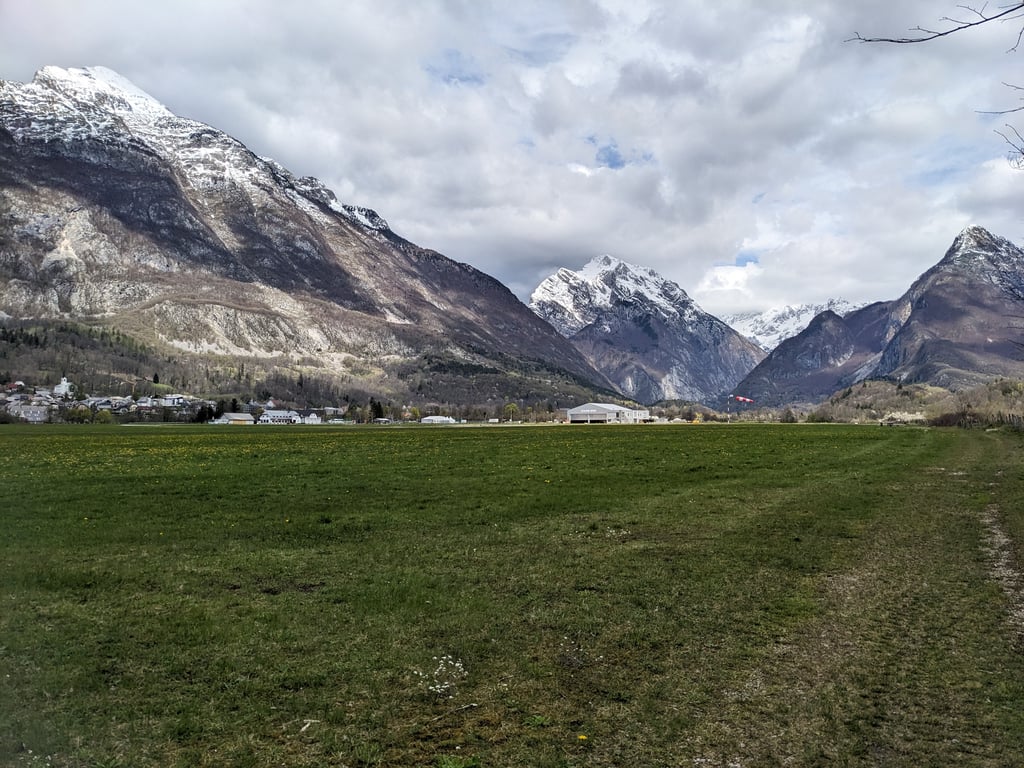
[596,143,625,169]
[590,137,655,170]
[424,49,486,86]
[734,250,761,266]
[906,136,999,188]
[751,191,766,204]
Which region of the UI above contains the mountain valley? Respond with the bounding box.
[2,66,1024,413]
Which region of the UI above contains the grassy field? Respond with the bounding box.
[2,423,1024,767]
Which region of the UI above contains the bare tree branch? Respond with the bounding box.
[1013,17,1024,49]
[978,82,1024,115]
[851,4,1024,167]
[848,3,1024,47]
[995,123,1024,167]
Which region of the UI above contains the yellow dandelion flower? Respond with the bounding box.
[578,734,587,741]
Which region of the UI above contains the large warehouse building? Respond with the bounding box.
[566,403,650,424]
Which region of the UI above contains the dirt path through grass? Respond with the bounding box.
[980,492,1024,644]
[685,429,1024,767]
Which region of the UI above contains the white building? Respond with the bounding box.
[421,415,457,424]
[567,403,650,424]
[53,377,74,397]
[297,410,322,425]
[259,409,302,425]
[7,404,49,423]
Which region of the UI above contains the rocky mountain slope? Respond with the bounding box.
[724,299,864,352]
[0,66,611,403]
[735,226,1024,405]
[530,256,765,404]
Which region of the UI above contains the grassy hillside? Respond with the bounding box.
[2,423,1023,766]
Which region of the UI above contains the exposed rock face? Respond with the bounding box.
[735,226,1024,405]
[530,256,765,405]
[0,66,609,399]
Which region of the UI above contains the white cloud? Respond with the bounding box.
[1,0,1021,315]
[695,262,764,314]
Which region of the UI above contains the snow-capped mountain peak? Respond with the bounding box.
[939,225,1024,299]
[530,255,692,336]
[529,257,765,404]
[2,66,220,160]
[1,66,175,148]
[37,65,174,122]
[1,67,390,237]
[724,299,865,352]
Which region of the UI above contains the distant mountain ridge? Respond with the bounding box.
[735,226,1024,405]
[724,299,864,352]
[0,66,612,404]
[530,256,765,405]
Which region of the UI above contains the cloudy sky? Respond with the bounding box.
[1,1,1021,315]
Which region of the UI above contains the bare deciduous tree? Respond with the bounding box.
[850,3,1024,165]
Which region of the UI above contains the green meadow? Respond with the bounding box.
[2,423,1024,767]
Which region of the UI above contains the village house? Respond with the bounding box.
[296,409,322,425]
